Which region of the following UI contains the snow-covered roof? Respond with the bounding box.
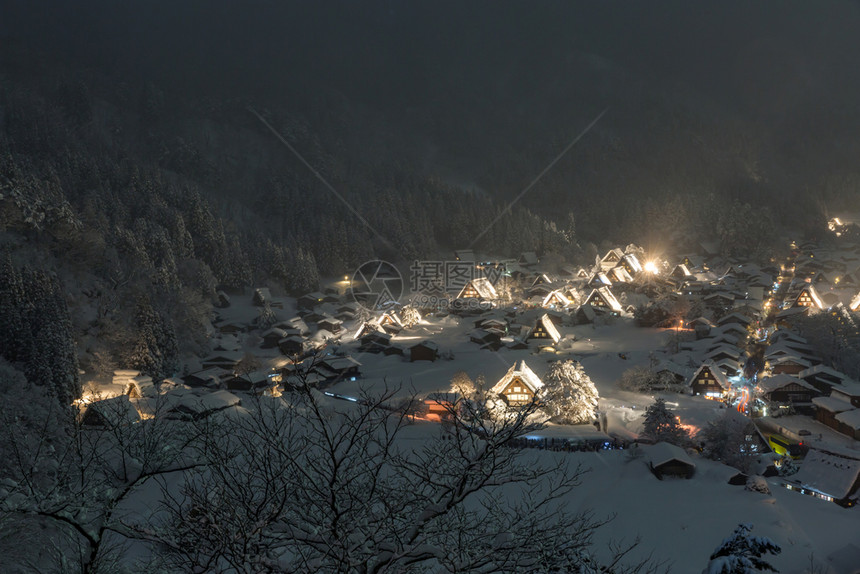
[489,360,544,396]
[769,355,812,369]
[713,358,741,375]
[654,360,690,379]
[686,316,715,328]
[585,287,622,313]
[672,264,692,277]
[812,396,855,413]
[457,277,498,300]
[261,327,288,338]
[757,374,817,394]
[793,284,825,309]
[835,409,860,430]
[576,304,597,322]
[647,442,696,469]
[83,395,141,427]
[620,253,643,274]
[798,364,849,382]
[411,340,439,351]
[704,345,741,361]
[528,313,561,343]
[321,356,362,371]
[717,312,752,327]
[601,248,625,263]
[833,381,860,398]
[688,361,731,391]
[542,289,571,308]
[169,390,241,418]
[788,450,860,500]
[609,266,633,283]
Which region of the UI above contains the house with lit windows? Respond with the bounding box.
[687,361,731,400]
[542,289,572,309]
[584,287,623,315]
[457,277,498,301]
[792,284,825,309]
[489,360,544,406]
[525,313,561,345]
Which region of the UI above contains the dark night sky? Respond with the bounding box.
[6,0,860,114]
[4,0,860,212]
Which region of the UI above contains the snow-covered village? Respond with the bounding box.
[4,2,860,573]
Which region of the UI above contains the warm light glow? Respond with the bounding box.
[644,261,659,274]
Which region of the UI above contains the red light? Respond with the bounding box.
[799,442,803,446]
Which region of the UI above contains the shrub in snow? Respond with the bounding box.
[706,523,781,573]
[744,475,771,495]
[698,410,758,473]
[775,455,799,477]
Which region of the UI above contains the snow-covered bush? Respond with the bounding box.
[705,523,781,573]
[744,475,771,495]
[776,455,799,477]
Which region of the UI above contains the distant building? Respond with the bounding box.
[409,340,439,362]
[648,442,696,480]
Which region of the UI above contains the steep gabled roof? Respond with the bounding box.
[531,273,552,287]
[619,253,643,274]
[601,248,625,263]
[457,277,498,300]
[489,360,544,396]
[688,361,731,391]
[542,289,571,308]
[793,284,825,309]
[671,264,692,278]
[609,266,634,283]
[527,313,561,343]
[585,287,622,313]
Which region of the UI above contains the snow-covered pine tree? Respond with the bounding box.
[128,298,178,383]
[541,359,599,425]
[706,523,781,573]
[13,267,81,404]
[642,397,689,445]
[257,301,278,329]
[0,255,25,362]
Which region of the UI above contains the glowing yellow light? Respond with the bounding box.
[644,261,659,274]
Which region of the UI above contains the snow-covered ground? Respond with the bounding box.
[86,292,860,572]
[549,448,858,573]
